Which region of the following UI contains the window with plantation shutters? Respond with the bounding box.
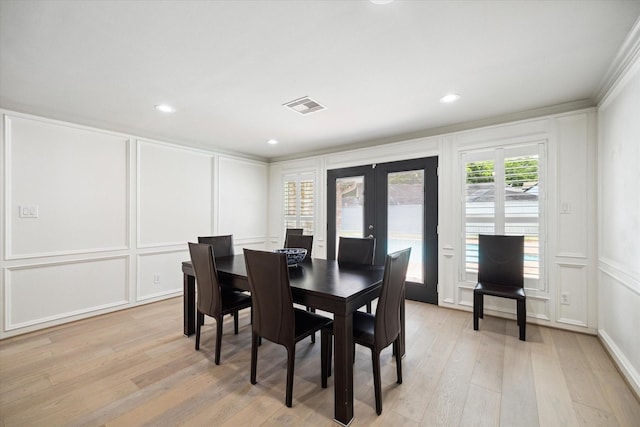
[461,143,545,290]
[283,173,315,235]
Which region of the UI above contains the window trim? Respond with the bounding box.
[460,141,546,291]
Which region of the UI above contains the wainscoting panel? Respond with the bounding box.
[4,256,129,330]
[5,114,129,258]
[137,250,188,301]
[137,140,212,248]
[217,157,267,239]
[556,113,589,258]
[556,261,588,327]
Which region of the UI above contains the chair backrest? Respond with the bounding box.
[284,228,303,247]
[284,234,313,261]
[188,242,222,317]
[374,248,411,350]
[243,249,295,345]
[337,237,376,265]
[477,234,524,288]
[198,235,234,257]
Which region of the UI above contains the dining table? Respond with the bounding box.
[181,254,404,425]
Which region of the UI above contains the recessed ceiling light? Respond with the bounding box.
[154,104,175,113]
[267,139,279,145]
[370,0,394,4]
[440,93,461,103]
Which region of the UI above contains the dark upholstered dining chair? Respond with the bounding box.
[473,234,526,341]
[338,236,376,312]
[322,248,411,415]
[198,235,234,257]
[188,242,251,365]
[284,234,313,261]
[243,249,333,408]
[198,234,241,292]
[284,228,303,247]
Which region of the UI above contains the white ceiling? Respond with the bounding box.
[1,0,639,161]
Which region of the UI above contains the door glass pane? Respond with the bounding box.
[335,176,364,243]
[387,170,424,283]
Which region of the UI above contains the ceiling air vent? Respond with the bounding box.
[283,96,325,115]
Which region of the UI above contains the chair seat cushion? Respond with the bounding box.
[293,308,332,342]
[352,310,376,347]
[221,290,252,313]
[475,282,525,300]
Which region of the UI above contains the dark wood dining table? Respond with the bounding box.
[182,254,403,425]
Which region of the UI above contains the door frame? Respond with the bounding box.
[326,157,438,304]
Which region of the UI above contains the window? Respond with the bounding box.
[461,143,545,290]
[283,172,315,235]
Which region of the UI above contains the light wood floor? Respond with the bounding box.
[1,298,638,427]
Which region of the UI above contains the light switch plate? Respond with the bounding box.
[18,205,39,218]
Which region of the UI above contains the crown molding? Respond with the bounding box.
[594,16,640,104]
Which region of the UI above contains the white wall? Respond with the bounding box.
[597,55,640,396]
[270,109,599,336]
[0,111,268,338]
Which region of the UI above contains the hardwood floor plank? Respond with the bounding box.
[421,316,482,426]
[551,329,612,413]
[530,327,580,427]
[459,383,501,427]
[500,325,539,427]
[576,333,640,427]
[573,401,620,427]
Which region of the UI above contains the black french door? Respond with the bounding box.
[327,157,438,304]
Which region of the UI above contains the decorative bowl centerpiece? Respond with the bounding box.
[275,248,307,267]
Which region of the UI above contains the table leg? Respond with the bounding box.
[333,312,354,425]
[183,273,196,336]
[400,290,406,357]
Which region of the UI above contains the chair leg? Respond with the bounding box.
[215,317,223,365]
[285,346,296,407]
[473,292,481,331]
[234,310,239,335]
[195,311,204,350]
[518,298,526,341]
[250,332,259,384]
[394,338,402,384]
[321,329,330,388]
[372,348,383,415]
[366,301,372,313]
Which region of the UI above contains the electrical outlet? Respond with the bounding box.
[153,275,161,284]
[561,292,570,305]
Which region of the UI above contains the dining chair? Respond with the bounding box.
[198,235,234,257]
[284,234,313,261]
[243,248,333,408]
[473,234,526,340]
[322,247,411,415]
[198,234,242,294]
[337,236,376,312]
[284,228,303,247]
[188,242,252,365]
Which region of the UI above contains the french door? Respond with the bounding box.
[327,157,438,304]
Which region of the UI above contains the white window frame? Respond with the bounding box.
[282,171,316,236]
[460,141,546,291]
